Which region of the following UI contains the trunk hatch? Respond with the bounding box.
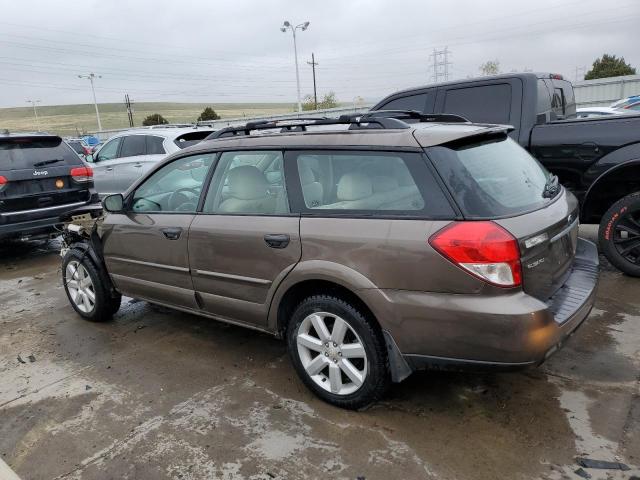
[495,188,580,300]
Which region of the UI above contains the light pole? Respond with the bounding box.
[281,20,309,113]
[78,73,102,131]
[26,99,41,130]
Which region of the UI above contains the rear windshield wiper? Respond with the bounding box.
[33,158,64,167]
[542,174,560,198]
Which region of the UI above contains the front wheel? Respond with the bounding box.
[599,192,640,276]
[62,249,121,322]
[286,295,389,409]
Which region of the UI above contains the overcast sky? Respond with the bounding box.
[0,0,638,108]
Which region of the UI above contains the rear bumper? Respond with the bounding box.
[0,198,98,239]
[374,238,599,376]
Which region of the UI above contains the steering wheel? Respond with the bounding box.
[168,187,200,211]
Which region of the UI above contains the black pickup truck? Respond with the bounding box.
[372,73,640,276]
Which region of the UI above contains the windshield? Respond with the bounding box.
[426,135,554,218]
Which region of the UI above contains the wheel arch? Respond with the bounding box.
[582,155,640,223]
[268,261,413,383]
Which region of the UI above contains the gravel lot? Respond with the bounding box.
[0,226,638,480]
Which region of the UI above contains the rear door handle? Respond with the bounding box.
[161,227,182,240]
[134,162,143,168]
[264,234,290,249]
[106,167,114,172]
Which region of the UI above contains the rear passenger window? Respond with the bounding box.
[120,135,146,158]
[379,93,429,112]
[443,84,512,124]
[146,136,165,155]
[290,151,453,217]
[203,151,289,215]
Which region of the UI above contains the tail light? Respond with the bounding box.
[70,166,93,183]
[429,221,522,287]
[0,175,7,192]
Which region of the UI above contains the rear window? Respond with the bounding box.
[174,131,213,149]
[0,137,81,170]
[290,150,454,217]
[426,135,553,218]
[443,84,512,124]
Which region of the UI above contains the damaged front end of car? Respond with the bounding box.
[59,204,120,303]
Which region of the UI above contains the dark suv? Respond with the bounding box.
[0,133,98,240]
[61,113,599,409]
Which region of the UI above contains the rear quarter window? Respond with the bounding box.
[287,150,454,218]
[442,84,512,124]
[0,137,81,170]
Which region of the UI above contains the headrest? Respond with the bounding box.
[337,173,372,201]
[227,165,269,200]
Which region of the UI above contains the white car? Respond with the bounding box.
[89,127,214,196]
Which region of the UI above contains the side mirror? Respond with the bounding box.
[85,154,94,163]
[103,194,124,213]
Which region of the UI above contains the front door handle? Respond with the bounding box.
[264,234,290,249]
[161,227,182,240]
[134,162,143,168]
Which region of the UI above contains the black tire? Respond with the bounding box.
[286,295,389,410]
[599,192,640,277]
[62,248,121,322]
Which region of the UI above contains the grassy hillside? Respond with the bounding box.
[0,102,296,136]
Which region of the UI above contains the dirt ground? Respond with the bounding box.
[0,226,638,480]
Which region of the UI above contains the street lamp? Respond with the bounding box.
[281,20,310,112]
[26,99,41,130]
[78,73,103,131]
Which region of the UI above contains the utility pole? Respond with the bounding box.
[429,47,452,83]
[124,94,134,127]
[26,99,41,130]
[78,73,102,131]
[307,53,319,110]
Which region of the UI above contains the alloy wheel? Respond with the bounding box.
[66,261,96,313]
[296,312,368,396]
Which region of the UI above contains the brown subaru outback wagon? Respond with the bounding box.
[61,112,599,409]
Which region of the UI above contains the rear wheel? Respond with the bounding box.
[286,295,389,409]
[62,249,121,322]
[599,192,640,276]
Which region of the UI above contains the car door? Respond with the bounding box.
[188,150,301,328]
[111,134,148,193]
[101,152,216,309]
[91,136,122,195]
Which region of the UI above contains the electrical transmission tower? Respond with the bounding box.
[429,47,452,83]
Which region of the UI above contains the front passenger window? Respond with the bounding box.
[131,153,215,213]
[95,138,121,162]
